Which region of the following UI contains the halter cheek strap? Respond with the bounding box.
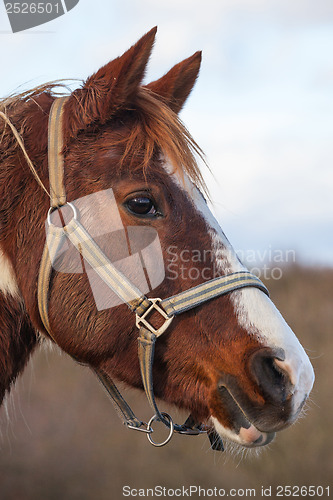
[38,97,269,450]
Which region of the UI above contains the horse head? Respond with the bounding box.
[0,27,314,450]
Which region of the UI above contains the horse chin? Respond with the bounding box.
[209,385,276,448]
[211,416,276,449]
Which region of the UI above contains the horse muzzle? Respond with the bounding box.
[211,347,314,447]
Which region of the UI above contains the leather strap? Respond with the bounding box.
[137,327,166,423]
[48,97,69,208]
[37,224,66,336]
[93,369,143,429]
[60,217,151,315]
[161,271,269,316]
[137,326,213,434]
[58,218,269,325]
[39,98,148,430]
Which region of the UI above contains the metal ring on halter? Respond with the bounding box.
[147,412,174,447]
[47,202,78,227]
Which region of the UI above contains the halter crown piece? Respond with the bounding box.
[38,98,270,450]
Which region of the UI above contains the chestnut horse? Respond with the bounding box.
[0,28,314,450]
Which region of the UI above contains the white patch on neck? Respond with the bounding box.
[0,246,20,298]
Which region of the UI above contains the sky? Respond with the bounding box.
[0,0,332,269]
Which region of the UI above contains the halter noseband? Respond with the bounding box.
[38,98,269,450]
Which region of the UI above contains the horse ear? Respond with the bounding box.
[145,51,202,114]
[65,27,157,139]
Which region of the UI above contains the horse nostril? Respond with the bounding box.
[250,349,294,404]
[274,358,297,387]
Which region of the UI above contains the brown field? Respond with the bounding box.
[0,266,332,499]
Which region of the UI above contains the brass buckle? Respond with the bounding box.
[136,298,174,337]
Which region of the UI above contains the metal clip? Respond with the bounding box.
[127,421,154,434]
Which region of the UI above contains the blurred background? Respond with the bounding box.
[0,268,332,498]
[0,0,332,498]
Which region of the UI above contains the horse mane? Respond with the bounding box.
[0,81,71,118]
[0,83,208,197]
[0,80,75,109]
[0,83,69,183]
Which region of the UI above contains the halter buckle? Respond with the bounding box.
[136,298,174,337]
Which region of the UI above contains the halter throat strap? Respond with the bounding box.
[38,97,269,450]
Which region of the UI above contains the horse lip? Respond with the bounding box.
[217,371,295,433]
[218,381,281,435]
[215,385,277,446]
[218,384,253,432]
[211,388,277,448]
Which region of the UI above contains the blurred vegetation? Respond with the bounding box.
[0,266,332,499]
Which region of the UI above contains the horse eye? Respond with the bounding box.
[126,196,157,216]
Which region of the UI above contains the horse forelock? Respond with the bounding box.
[107,87,208,196]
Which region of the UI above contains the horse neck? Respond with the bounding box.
[0,291,37,404]
[0,99,49,404]
[0,155,38,404]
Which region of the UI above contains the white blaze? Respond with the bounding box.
[165,162,314,417]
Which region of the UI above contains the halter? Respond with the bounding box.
[38,98,269,450]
